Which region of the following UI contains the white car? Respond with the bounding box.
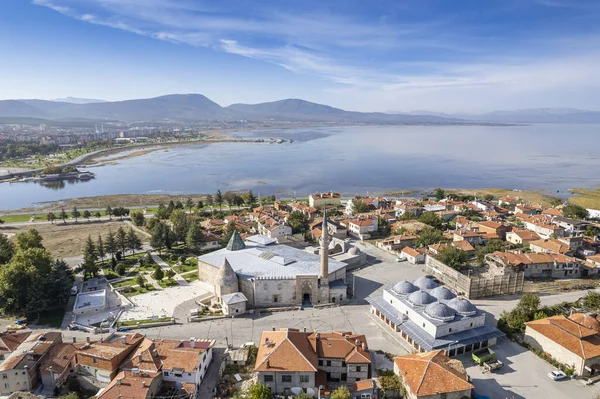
[396,257,406,262]
[547,370,567,381]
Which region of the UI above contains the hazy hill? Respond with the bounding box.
[51,97,107,104]
[396,108,600,123]
[0,100,49,118]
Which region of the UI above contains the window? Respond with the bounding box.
[188,373,192,376]
[356,366,362,372]
[273,295,279,303]
[341,373,347,381]
[163,372,169,376]
[470,323,473,327]
[281,375,292,383]
[2,374,6,379]
[326,360,331,367]
[264,375,274,382]
[93,358,97,364]
[422,323,425,328]
[318,360,323,366]
[299,375,309,383]
[361,394,371,399]
[341,361,346,367]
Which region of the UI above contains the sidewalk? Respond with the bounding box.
[151,253,189,286]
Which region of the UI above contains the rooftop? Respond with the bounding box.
[526,315,600,359]
[74,289,106,310]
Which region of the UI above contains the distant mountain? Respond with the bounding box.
[51,97,107,104]
[0,94,461,123]
[228,99,459,123]
[392,108,600,123]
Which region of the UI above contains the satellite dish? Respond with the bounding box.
[291,388,303,395]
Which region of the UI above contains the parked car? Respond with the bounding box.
[396,257,406,262]
[547,370,568,381]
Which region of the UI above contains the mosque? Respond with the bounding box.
[197,216,349,309]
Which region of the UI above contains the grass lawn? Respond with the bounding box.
[102,268,121,280]
[111,277,140,288]
[0,214,39,223]
[173,263,197,274]
[181,272,198,283]
[36,309,65,328]
[158,278,179,288]
[569,187,600,210]
[117,316,171,327]
[124,285,156,297]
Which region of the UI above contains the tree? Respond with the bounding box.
[288,210,309,234]
[483,194,494,201]
[196,200,204,209]
[156,204,171,220]
[46,212,56,224]
[167,200,175,215]
[94,210,102,220]
[185,197,194,212]
[71,207,80,222]
[152,266,164,281]
[186,222,204,252]
[294,392,312,399]
[112,207,130,220]
[220,222,237,246]
[60,208,68,223]
[584,291,600,310]
[0,234,15,264]
[419,212,443,229]
[116,227,128,255]
[233,194,245,207]
[16,229,44,250]
[83,210,91,221]
[433,188,446,200]
[136,274,145,288]
[105,230,117,256]
[96,235,105,261]
[111,255,117,270]
[398,211,416,221]
[352,199,369,214]
[130,211,145,226]
[548,197,563,207]
[247,190,256,206]
[584,224,600,238]
[414,229,443,248]
[115,263,126,276]
[330,386,351,399]
[106,205,113,220]
[247,381,272,399]
[150,222,168,253]
[206,194,214,208]
[475,239,505,263]
[379,374,405,397]
[170,210,189,242]
[516,293,540,316]
[80,235,99,278]
[127,229,143,255]
[215,189,223,210]
[166,269,176,279]
[175,200,184,210]
[435,246,468,269]
[562,203,589,219]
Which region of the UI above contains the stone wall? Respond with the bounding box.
[524,326,585,375]
[252,277,299,307]
[198,260,221,286]
[259,371,315,394]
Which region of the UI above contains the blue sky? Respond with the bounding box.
[1,0,600,112]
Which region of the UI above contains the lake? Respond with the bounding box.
[1,124,599,210]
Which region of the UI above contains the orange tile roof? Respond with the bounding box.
[121,338,162,372]
[0,332,32,354]
[401,247,421,258]
[77,334,145,361]
[308,332,370,363]
[393,350,473,397]
[155,339,214,373]
[543,208,563,217]
[530,239,570,254]
[39,343,78,375]
[509,229,541,241]
[477,221,503,230]
[452,240,475,252]
[526,316,600,359]
[587,254,600,264]
[97,370,160,399]
[351,379,374,392]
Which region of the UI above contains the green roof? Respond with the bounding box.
[226,230,246,251]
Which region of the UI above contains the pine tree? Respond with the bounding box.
[247,190,256,206]
[152,266,164,281]
[106,205,113,220]
[186,223,204,252]
[116,227,127,255]
[105,230,117,256]
[94,210,102,220]
[60,208,68,223]
[215,189,223,210]
[81,235,99,278]
[71,207,80,222]
[127,229,143,255]
[150,222,167,253]
[46,212,56,224]
[83,210,92,221]
[185,198,194,212]
[96,235,105,261]
[206,194,214,207]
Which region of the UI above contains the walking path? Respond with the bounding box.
[151,253,189,287]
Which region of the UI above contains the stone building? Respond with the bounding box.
[393,350,473,399]
[198,215,347,308]
[367,277,503,356]
[254,329,371,395]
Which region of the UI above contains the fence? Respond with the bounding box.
[424,256,524,299]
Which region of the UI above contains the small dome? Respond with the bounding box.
[429,286,457,301]
[348,247,360,255]
[424,302,456,322]
[569,313,600,332]
[413,276,439,290]
[407,291,436,306]
[447,298,477,316]
[392,281,418,295]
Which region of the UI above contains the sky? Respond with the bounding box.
[1,0,600,113]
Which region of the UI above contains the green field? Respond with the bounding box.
[181,271,199,283]
[158,278,179,288]
[117,316,171,327]
[111,277,142,288]
[123,285,156,297]
[173,263,197,274]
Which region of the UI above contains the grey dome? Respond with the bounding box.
[424,302,456,322]
[392,281,418,295]
[348,247,360,255]
[407,291,436,306]
[429,286,457,301]
[448,298,477,316]
[413,276,438,290]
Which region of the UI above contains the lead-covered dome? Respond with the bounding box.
[429,286,456,301]
[348,247,361,256]
[447,298,477,316]
[424,302,456,322]
[392,281,418,296]
[413,276,438,290]
[407,291,436,306]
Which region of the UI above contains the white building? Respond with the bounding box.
[347,218,378,240]
[309,192,341,209]
[221,292,248,316]
[73,290,108,315]
[367,277,503,356]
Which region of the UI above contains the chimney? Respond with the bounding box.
[303,327,307,333]
[355,339,361,347]
[315,333,320,340]
[142,381,146,388]
[362,342,367,351]
[117,379,122,386]
[72,337,77,343]
[86,336,90,343]
[138,354,142,362]
[122,336,127,345]
[266,359,270,369]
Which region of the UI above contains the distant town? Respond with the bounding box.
[1,188,600,399]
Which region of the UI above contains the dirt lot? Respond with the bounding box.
[3,220,148,258]
[447,188,555,205]
[523,277,600,294]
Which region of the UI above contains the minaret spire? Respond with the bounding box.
[320,209,329,278]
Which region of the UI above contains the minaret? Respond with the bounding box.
[320,210,329,278]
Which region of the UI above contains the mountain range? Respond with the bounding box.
[0,94,459,124]
[1,93,598,123]
[397,108,600,123]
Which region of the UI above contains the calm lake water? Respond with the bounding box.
[1,124,599,210]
